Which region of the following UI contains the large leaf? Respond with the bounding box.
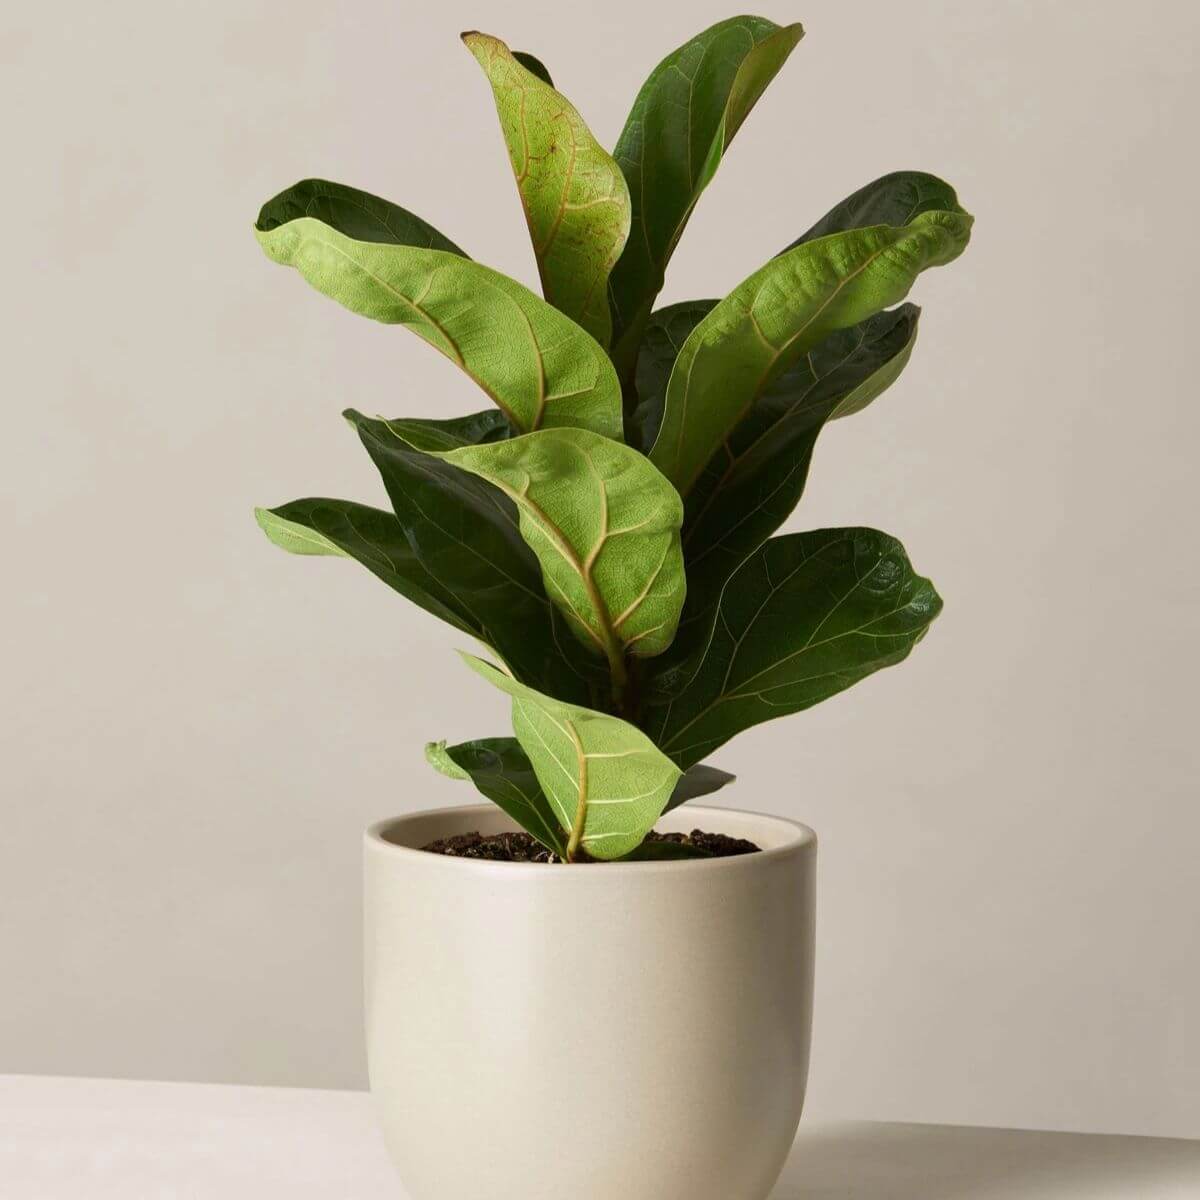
[256,178,467,255]
[643,529,942,769]
[782,171,962,252]
[426,735,733,849]
[254,197,622,439]
[648,205,972,493]
[255,499,472,635]
[464,32,630,347]
[683,306,921,596]
[428,429,686,694]
[462,654,681,861]
[342,411,603,707]
[608,16,804,376]
[631,299,717,452]
[427,737,568,858]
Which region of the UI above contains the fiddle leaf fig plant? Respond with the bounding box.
[255,18,974,862]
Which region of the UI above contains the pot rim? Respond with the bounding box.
[365,802,816,877]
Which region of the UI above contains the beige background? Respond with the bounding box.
[3,0,1197,1139]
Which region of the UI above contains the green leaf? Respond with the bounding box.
[619,839,714,862]
[648,204,973,494]
[511,50,553,87]
[461,654,682,861]
[343,411,604,707]
[255,499,473,636]
[429,428,686,676]
[683,305,921,600]
[360,408,511,453]
[431,737,568,857]
[665,762,737,812]
[254,202,622,439]
[608,16,804,373]
[257,178,467,255]
[424,740,471,780]
[643,529,942,769]
[782,171,962,252]
[464,31,630,347]
[630,299,717,452]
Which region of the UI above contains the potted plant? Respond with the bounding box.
[253,15,972,1199]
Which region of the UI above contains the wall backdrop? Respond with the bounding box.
[4,0,1197,1138]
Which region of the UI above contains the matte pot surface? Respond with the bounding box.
[364,804,816,1200]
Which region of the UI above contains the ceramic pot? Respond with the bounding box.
[364,803,816,1200]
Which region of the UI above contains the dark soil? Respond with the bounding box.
[421,829,761,863]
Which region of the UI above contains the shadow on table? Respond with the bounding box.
[772,1121,1200,1199]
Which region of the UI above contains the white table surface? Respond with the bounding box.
[2,1075,1197,1198]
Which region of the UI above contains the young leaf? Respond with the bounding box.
[643,529,942,768]
[461,654,682,861]
[428,737,568,857]
[255,499,474,636]
[608,16,804,373]
[428,428,686,684]
[254,200,622,439]
[464,32,630,347]
[648,205,972,493]
[340,412,605,707]
[257,178,467,255]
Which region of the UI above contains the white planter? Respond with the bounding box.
[364,803,816,1200]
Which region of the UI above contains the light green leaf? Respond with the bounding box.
[254,205,622,439]
[424,740,471,780]
[465,32,630,346]
[431,737,567,857]
[649,205,972,493]
[644,528,942,769]
[608,16,804,375]
[461,654,681,861]
[428,428,686,682]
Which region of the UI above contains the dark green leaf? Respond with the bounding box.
[608,16,804,378]
[643,529,942,768]
[344,410,604,706]
[511,50,553,87]
[358,409,511,453]
[781,171,962,252]
[619,839,714,862]
[665,762,737,811]
[429,737,567,857]
[631,299,717,452]
[255,499,473,635]
[257,178,467,255]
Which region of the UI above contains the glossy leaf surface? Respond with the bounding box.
[254,206,622,438]
[429,737,568,856]
[431,428,686,665]
[608,16,803,370]
[644,529,942,768]
[345,411,603,706]
[649,205,972,493]
[255,499,472,635]
[257,178,467,254]
[462,654,681,860]
[465,32,630,346]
